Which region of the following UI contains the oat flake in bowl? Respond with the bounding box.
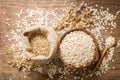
[58,28,98,68]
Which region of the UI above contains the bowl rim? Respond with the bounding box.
[58,28,99,69]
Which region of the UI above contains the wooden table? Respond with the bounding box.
[0,0,120,80]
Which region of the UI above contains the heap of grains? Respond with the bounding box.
[5,1,120,80]
[30,33,50,56]
[8,57,34,72]
[60,30,96,68]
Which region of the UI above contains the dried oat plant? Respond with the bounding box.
[54,2,95,31]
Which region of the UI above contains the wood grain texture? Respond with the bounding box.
[0,0,120,80]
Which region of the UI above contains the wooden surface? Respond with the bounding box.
[0,0,120,80]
